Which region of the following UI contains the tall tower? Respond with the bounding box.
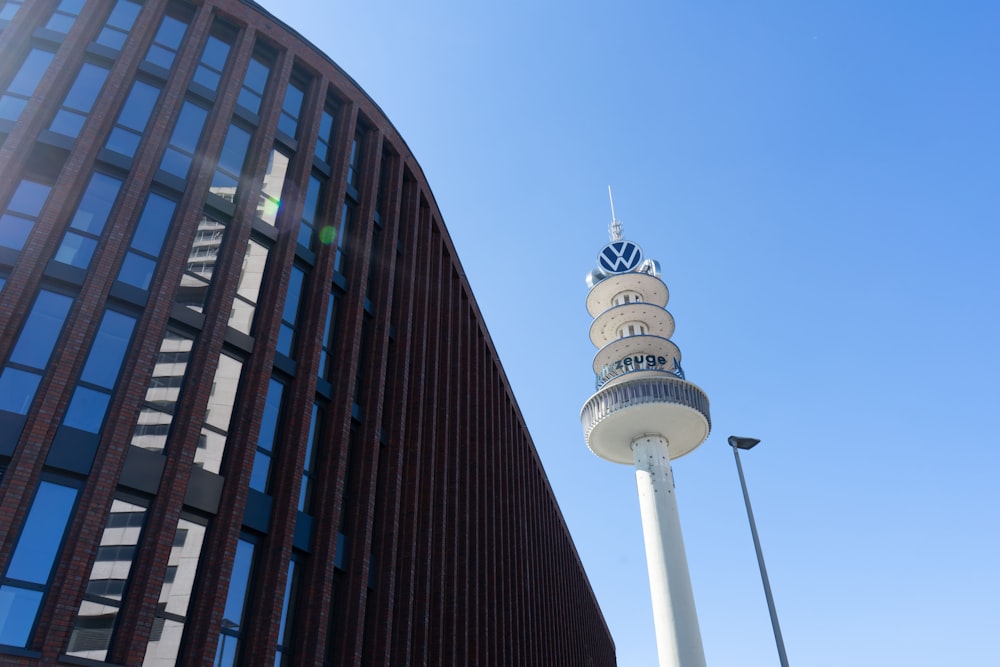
[581,202,712,667]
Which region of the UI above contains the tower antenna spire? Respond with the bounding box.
[608,186,623,241]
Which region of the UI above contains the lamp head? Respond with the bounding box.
[728,435,761,450]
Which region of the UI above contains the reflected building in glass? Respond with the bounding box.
[0,1,616,665]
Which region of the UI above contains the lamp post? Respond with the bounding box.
[728,436,789,667]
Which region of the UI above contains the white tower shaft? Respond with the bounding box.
[632,434,707,667]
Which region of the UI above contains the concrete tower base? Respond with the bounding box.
[632,434,707,667]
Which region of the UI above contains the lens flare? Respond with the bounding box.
[261,198,281,220]
[318,226,337,245]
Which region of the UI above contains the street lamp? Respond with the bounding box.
[728,435,790,667]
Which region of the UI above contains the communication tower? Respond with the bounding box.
[581,196,711,667]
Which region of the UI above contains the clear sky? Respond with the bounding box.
[254,1,1000,664]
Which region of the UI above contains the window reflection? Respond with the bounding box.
[274,559,299,665]
[0,480,78,647]
[195,352,243,473]
[63,309,136,434]
[237,48,271,114]
[192,32,231,91]
[67,499,147,660]
[158,101,209,180]
[144,13,187,70]
[257,148,289,225]
[214,538,255,667]
[228,239,268,335]
[299,404,322,512]
[117,192,176,290]
[9,290,72,370]
[211,122,251,193]
[143,518,206,666]
[45,0,84,33]
[318,289,340,380]
[105,79,161,157]
[250,378,284,492]
[1,178,52,251]
[54,172,123,269]
[132,331,193,453]
[0,1,24,22]
[314,107,336,163]
[0,48,55,124]
[277,78,305,138]
[94,0,142,51]
[49,61,110,138]
[298,173,324,248]
[276,266,305,356]
[176,210,227,314]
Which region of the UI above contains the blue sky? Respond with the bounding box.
[255,1,1000,664]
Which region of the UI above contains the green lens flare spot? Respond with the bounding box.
[261,198,281,220]
[318,226,337,245]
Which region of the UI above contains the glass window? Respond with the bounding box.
[318,289,340,380]
[9,290,73,370]
[0,48,55,123]
[298,173,324,248]
[192,32,231,91]
[211,122,252,193]
[55,172,123,269]
[122,207,174,275]
[0,212,34,251]
[1,178,52,251]
[80,309,136,388]
[7,179,49,217]
[95,0,142,50]
[277,79,305,138]
[299,404,321,512]
[237,50,271,115]
[228,239,269,334]
[276,266,305,356]
[257,148,289,225]
[63,386,111,433]
[44,0,85,33]
[117,253,156,290]
[158,100,209,179]
[132,331,193,454]
[333,200,353,273]
[0,480,78,647]
[0,367,42,415]
[176,209,227,314]
[54,229,99,270]
[314,107,336,163]
[215,538,255,667]
[346,131,363,189]
[142,518,207,665]
[274,558,299,665]
[49,61,111,137]
[63,309,135,433]
[144,13,188,70]
[250,378,284,492]
[105,79,161,157]
[66,499,146,660]
[195,352,243,473]
[117,192,177,290]
[0,1,25,22]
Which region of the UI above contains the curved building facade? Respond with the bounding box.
[0,1,615,665]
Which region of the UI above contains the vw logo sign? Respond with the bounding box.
[597,240,643,274]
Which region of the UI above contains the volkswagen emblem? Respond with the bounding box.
[597,240,643,274]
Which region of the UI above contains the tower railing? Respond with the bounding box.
[581,376,711,440]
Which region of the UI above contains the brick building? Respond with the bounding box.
[0,0,616,664]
